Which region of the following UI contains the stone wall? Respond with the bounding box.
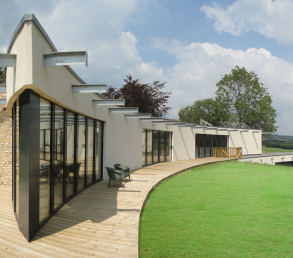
[0,93,12,186]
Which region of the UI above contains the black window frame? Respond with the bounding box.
[143,129,172,166]
[12,90,104,242]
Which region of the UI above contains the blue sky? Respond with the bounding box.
[0,0,293,135]
[129,0,293,65]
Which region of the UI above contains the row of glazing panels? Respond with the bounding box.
[142,129,172,166]
[195,134,228,158]
[12,96,103,227]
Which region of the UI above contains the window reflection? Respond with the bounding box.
[195,134,199,158]
[159,131,165,162]
[77,115,85,191]
[153,131,159,163]
[143,129,171,165]
[206,135,211,157]
[166,132,172,162]
[195,134,229,158]
[54,105,64,209]
[66,111,75,198]
[13,94,104,229]
[199,135,205,158]
[95,121,102,181]
[39,98,51,223]
[146,130,152,165]
[142,129,146,166]
[87,118,94,186]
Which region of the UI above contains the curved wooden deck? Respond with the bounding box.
[0,158,230,257]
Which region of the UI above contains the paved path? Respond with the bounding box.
[0,157,230,257]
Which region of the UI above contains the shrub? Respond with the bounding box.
[266,142,281,148]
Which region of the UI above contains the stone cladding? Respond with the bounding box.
[0,93,12,186]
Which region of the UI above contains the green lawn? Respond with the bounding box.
[262,145,293,152]
[139,161,293,257]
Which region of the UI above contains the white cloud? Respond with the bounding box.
[0,1,292,135]
[277,111,293,135]
[152,38,293,135]
[201,0,293,44]
[0,0,165,86]
[0,0,139,52]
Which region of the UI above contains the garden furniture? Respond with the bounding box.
[105,167,125,188]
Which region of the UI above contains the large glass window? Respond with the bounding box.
[87,118,94,186]
[159,131,165,162]
[196,134,229,158]
[146,130,152,165]
[77,115,86,192]
[142,129,146,166]
[153,131,159,163]
[66,111,75,198]
[218,135,223,147]
[53,105,64,209]
[195,134,199,158]
[166,132,172,162]
[12,91,104,238]
[95,121,102,181]
[213,135,217,149]
[223,136,228,147]
[143,129,171,165]
[205,135,211,157]
[199,135,205,158]
[39,98,51,223]
[41,129,50,161]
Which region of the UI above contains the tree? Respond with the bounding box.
[0,67,5,84]
[179,98,230,126]
[216,66,277,132]
[102,75,171,117]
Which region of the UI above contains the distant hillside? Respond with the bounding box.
[263,134,293,142]
[262,134,293,150]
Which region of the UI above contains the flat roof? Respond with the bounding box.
[239,152,293,160]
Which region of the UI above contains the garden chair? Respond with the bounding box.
[40,163,63,183]
[64,162,82,183]
[53,163,63,183]
[105,167,125,188]
[114,164,130,180]
[40,166,49,180]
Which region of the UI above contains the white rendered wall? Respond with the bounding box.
[228,131,262,155]
[6,21,34,106]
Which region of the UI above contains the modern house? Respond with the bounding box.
[0,14,262,242]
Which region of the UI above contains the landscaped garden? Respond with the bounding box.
[139,161,293,257]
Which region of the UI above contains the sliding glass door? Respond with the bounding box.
[142,129,172,166]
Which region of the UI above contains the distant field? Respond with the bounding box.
[262,145,293,153]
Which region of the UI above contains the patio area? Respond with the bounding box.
[0,157,230,257]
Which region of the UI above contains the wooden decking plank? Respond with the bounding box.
[0,158,230,257]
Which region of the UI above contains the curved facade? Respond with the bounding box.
[12,92,103,240]
[2,14,262,241]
